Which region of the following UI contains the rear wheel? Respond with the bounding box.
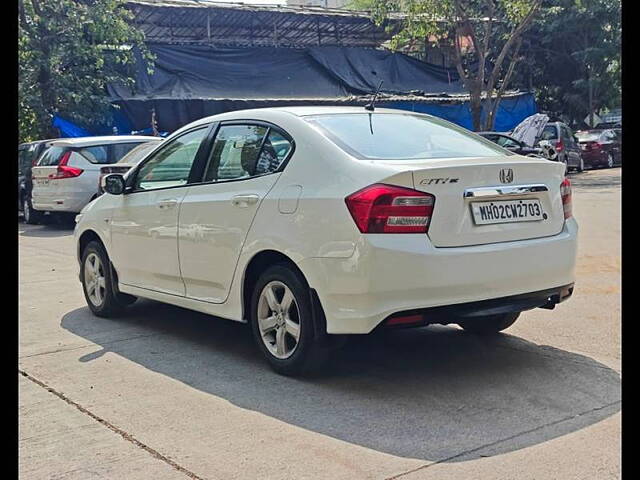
[458,312,520,335]
[81,241,135,317]
[576,157,584,173]
[250,264,330,376]
[23,197,43,225]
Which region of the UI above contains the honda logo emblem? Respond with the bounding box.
[499,168,514,183]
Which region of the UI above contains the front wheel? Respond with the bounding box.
[250,264,330,376]
[457,312,520,335]
[576,157,584,173]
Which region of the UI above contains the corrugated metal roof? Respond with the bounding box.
[126,0,401,47]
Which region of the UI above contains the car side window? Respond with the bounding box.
[203,125,291,183]
[256,130,292,175]
[134,128,208,191]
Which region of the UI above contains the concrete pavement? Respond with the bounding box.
[19,168,621,479]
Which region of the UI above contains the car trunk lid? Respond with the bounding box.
[376,155,567,247]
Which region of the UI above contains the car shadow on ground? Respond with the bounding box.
[61,300,620,463]
[18,220,74,238]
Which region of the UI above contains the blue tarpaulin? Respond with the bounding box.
[109,44,536,133]
[52,115,92,137]
[386,93,538,132]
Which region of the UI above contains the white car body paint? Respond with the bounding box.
[75,107,578,334]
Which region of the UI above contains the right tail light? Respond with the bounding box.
[560,177,572,219]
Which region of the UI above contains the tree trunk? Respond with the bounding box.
[468,82,483,131]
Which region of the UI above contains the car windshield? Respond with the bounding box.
[304,113,507,160]
[116,141,161,166]
[575,131,602,142]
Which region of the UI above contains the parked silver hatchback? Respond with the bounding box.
[31,136,158,217]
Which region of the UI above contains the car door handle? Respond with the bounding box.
[156,198,178,209]
[231,194,259,207]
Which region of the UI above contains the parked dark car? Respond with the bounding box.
[537,122,584,172]
[477,132,543,157]
[18,139,57,224]
[575,129,621,168]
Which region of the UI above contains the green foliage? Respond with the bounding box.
[359,0,543,130]
[513,0,620,126]
[18,0,153,142]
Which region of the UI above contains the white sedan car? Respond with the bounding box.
[74,107,577,375]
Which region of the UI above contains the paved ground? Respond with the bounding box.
[19,167,621,480]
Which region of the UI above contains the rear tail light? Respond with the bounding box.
[345,184,435,234]
[49,151,83,179]
[560,177,572,219]
[555,138,564,152]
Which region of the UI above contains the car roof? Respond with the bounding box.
[19,138,60,148]
[46,136,160,148]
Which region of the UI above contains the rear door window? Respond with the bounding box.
[202,125,291,182]
[203,125,269,182]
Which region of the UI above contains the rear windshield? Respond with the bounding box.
[37,146,67,166]
[540,125,558,140]
[304,113,507,160]
[575,131,602,142]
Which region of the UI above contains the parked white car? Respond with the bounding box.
[74,107,578,375]
[31,136,158,218]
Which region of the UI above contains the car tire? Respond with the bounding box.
[606,153,614,168]
[576,157,584,173]
[23,197,42,225]
[81,241,133,317]
[457,312,520,335]
[250,264,329,376]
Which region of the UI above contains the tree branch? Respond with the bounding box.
[485,0,541,96]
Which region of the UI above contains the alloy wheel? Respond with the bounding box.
[257,281,301,359]
[607,154,614,168]
[84,253,106,307]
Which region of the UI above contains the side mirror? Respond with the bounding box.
[102,173,126,195]
[505,144,520,151]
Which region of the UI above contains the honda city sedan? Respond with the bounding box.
[74,107,578,375]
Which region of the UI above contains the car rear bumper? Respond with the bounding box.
[298,218,578,334]
[580,151,608,166]
[32,192,91,213]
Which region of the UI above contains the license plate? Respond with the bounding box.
[37,178,50,186]
[471,199,544,225]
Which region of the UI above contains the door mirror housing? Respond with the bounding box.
[102,173,126,195]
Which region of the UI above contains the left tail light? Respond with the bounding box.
[560,177,572,219]
[49,151,83,179]
[345,183,435,234]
